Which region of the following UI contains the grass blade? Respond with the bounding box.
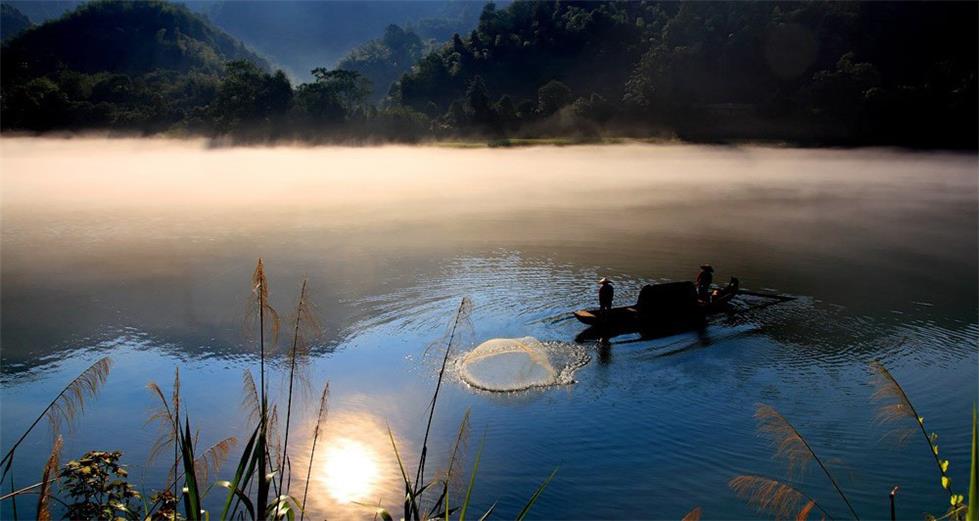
[220,425,259,520]
[459,434,485,521]
[477,502,496,521]
[968,405,977,521]
[515,467,558,521]
[0,357,112,482]
[181,420,202,521]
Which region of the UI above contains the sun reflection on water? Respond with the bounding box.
[321,438,380,504]
[294,409,404,519]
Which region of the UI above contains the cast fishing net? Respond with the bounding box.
[457,337,589,392]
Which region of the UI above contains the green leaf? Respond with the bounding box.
[218,480,255,520]
[219,425,259,521]
[181,419,202,521]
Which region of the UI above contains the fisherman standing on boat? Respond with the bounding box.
[696,265,714,302]
[598,277,614,313]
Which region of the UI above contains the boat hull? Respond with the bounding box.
[573,278,739,333]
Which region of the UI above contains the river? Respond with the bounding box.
[1,138,976,519]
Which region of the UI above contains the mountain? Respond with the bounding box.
[190,0,490,80]
[1,0,271,131]
[1,3,31,42]
[0,0,974,148]
[2,0,266,77]
[2,1,82,25]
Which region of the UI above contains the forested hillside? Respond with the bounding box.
[1,0,975,148]
[336,25,430,103]
[1,0,268,131]
[394,1,976,146]
[194,0,490,80]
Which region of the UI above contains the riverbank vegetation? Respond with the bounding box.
[728,364,978,521]
[1,1,975,148]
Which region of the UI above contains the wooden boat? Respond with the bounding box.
[573,278,740,331]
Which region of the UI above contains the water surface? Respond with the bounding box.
[1,139,976,519]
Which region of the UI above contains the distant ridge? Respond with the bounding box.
[1,3,32,43]
[2,0,268,77]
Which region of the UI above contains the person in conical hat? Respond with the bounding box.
[598,277,614,313]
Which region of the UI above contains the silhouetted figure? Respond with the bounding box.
[598,277,614,312]
[696,265,714,302]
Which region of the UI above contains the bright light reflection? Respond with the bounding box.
[322,438,380,504]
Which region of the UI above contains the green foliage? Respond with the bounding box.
[60,451,140,521]
[537,80,573,117]
[0,0,976,145]
[209,61,293,133]
[148,491,183,521]
[338,25,426,103]
[199,1,485,80]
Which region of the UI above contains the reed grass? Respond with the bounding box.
[968,406,977,521]
[277,278,317,507]
[754,403,859,520]
[35,436,61,521]
[300,382,329,521]
[1,262,558,521]
[728,475,830,521]
[870,361,970,518]
[0,356,113,484]
[414,297,472,507]
[681,506,702,521]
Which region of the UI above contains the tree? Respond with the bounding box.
[465,75,493,125]
[294,69,371,126]
[209,61,293,132]
[537,80,573,117]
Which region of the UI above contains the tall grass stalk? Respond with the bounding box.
[277,279,316,508]
[414,298,471,505]
[871,361,963,508]
[248,258,280,519]
[729,474,832,520]
[968,406,977,521]
[755,403,859,520]
[35,436,61,521]
[146,368,181,520]
[0,356,112,484]
[300,382,330,521]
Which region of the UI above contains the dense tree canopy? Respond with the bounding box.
[337,25,426,103]
[393,1,976,146]
[1,0,975,147]
[195,0,492,80]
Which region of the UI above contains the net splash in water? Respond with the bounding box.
[456,337,590,392]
